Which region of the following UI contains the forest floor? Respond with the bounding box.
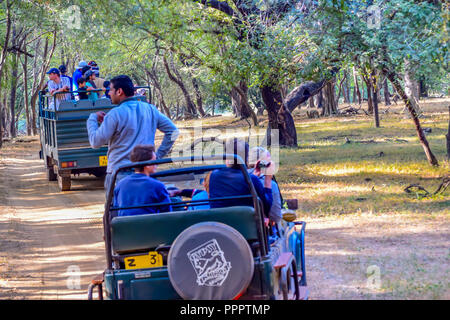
[0,97,448,299]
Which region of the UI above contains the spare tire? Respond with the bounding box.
[168,222,254,300]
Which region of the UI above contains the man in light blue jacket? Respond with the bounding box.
[87,75,178,198]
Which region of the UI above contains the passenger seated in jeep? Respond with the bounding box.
[248,147,282,224]
[208,139,273,218]
[113,144,172,216]
[173,172,211,210]
[77,77,89,100]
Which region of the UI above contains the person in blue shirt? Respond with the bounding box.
[72,61,88,92]
[173,172,212,210]
[208,138,274,219]
[113,144,172,216]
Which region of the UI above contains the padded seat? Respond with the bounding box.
[94,98,113,107]
[58,100,76,111]
[111,206,257,254]
[77,100,94,108]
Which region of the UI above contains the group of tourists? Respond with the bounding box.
[85,74,282,231]
[46,60,110,110]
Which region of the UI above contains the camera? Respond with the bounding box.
[257,160,270,169]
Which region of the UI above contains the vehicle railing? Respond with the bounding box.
[103,154,268,269]
[39,86,151,114]
[110,195,253,212]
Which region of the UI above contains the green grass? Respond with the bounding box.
[276,102,449,218]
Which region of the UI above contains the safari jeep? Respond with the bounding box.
[88,154,308,300]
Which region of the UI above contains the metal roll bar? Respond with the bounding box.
[103,153,269,269]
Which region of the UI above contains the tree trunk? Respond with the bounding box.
[22,40,31,136]
[0,88,3,148]
[145,68,171,118]
[446,106,450,160]
[419,78,428,98]
[29,30,57,135]
[285,80,326,113]
[371,70,380,128]
[343,70,350,104]
[353,66,362,106]
[315,89,323,109]
[321,79,338,116]
[336,72,347,106]
[162,55,197,118]
[9,25,18,138]
[249,90,264,116]
[404,59,421,113]
[0,0,12,91]
[383,78,391,106]
[261,85,297,147]
[362,75,373,114]
[308,97,315,108]
[232,81,258,126]
[191,75,206,117]
[384,68,439,166]
[230,87,242,118]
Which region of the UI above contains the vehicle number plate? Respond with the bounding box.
[99,156,108,166]
[124,252,163,270]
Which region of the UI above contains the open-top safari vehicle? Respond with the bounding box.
[87,154,308,300]
[38,88,150,191]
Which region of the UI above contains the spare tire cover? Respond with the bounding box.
[168,222,254,300]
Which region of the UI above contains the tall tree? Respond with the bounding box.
[163,54,198,119]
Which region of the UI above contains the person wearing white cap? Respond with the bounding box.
[72,60,88,93]
[248,146,282,224]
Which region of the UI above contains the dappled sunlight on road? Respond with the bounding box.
[0,138,106,299]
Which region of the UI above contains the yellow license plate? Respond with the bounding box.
[124,252,163,270]
[99,156,108,166]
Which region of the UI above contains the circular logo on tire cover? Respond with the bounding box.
[187,239,231,286]
[168,222,254,300]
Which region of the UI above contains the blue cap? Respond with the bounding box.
[46,68,60,75]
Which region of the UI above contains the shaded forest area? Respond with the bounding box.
[0,0,448,164]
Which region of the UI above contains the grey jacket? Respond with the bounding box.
[87,97,178,174]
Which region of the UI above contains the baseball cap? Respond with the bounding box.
[84,70,94,78]
[46,68,60,75]
[58,65,67,73]
[88,60,97,67]
[77,60,88,69]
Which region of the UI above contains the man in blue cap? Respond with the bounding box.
[47,67,71,110]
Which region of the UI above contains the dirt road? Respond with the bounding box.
[1,135,448,300]
[0,137,105,299]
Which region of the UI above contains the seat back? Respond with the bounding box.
[94,98,113,107]
[111,206,257,254]
[58,100,76,111]
[77,100,94,108]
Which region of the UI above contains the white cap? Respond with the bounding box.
[248,146,270,167]
[77,60,88,69]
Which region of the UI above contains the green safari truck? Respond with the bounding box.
[38,90,114,191]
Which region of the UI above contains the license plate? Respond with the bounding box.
[99,156,108,166]
[124,251,163,270]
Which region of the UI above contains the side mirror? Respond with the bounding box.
[285,199,298,210]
